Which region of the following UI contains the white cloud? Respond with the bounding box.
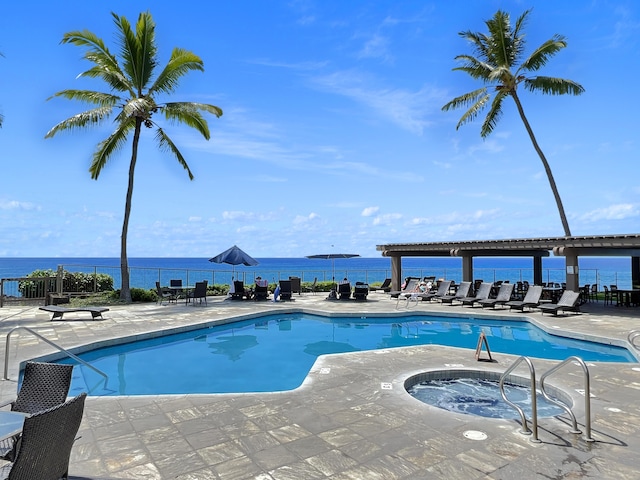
[0,200,39,211]
[361,206,379,217]
[372,213,402,225]
[581,204,639,222]
[293,213,320,224]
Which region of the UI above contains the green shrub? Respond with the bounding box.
[19,269,114,297]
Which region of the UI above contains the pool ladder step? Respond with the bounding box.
[499,355,593,443]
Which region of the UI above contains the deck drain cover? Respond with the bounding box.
[463,430,487,441]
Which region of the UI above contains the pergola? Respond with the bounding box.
[376,234,640,292]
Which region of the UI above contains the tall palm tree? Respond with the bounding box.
[441,9,584,237]
[45,11,222,302]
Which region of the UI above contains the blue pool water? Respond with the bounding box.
[57,313,636,396]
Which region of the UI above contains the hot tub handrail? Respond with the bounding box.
[499,356,539,443]
[628,330,640,351]
[4,326,109,390]
[539,356,593,442]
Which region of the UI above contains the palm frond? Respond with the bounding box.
[458,31,491,62]
[453,55,494,81]
[480,90,508,137]
[519,36,567,73]
[485,10,513,68]
[47,90,121,107]
[113,12,157,91]
[523,76,585,95]
[89,119,135,179]
[149,48,205,95]
[161,102,222,139]
[44,106,114,138]
[78,63,133,95]
[154,127,194,180]
[441,87,487,112]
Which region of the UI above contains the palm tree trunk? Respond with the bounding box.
[511,91,572,237]
[119,119,143,302]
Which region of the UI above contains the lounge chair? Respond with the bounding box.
[459,282,493,307]
[39,305,109,320]
[0,393,86,480]
[254,283,269,300]
[0,361,73,462]
[478,283,514,309]
[353,282,369,301]
[369,278,391,293]
[439,281,471,304]
[506,285,543,311]
[289,276,302,295]
[417,280,452,302]
[338,282,352,300]
[303,277,318,294]
[539,291,581,316]
[279,280,293,301]
[389,277,421,298]
[231,281,250,300]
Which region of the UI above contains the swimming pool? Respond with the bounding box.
[53,312,636,396]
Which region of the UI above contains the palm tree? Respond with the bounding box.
[441,9,584,237]
[45,11,222,302]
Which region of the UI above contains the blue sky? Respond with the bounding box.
[0,0,638,258]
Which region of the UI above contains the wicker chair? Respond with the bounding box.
[0,362,73,462]
[0,393,86,480]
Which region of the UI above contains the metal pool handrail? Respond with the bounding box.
[4,326,108,390]
[499,356,539,443]
[628,330,640,351]
[539,356,593,442]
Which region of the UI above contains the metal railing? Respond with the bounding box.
[500,356,539,442]
[4,326,108,391]
[539,356,593,442]
[628,330,640,351]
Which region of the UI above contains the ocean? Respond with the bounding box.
[0,256,634,291]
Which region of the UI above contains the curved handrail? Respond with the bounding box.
[539,356,593,442]
[4,326,108,390]
[628,330,640,351]
[499,356,539,442]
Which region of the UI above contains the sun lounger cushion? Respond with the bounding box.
[39,306,109,320]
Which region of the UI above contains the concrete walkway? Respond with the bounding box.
[0,293,639,479]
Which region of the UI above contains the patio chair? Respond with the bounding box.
[369,278,391,293]
[506,285,543,311]
[303,277,318,295]
[439,281,472,304]
[459,282,492,307]
[289,276,302,295]
[279,280,293,301]
[0,393,86,480]
[478,283,514,309]
[156,282,177,305]
[254,281,269,301]
[0,361,73,462]
[539,291,582,316]
[353,282,369,301]
[188,281,208,305]
[338,282,352,300]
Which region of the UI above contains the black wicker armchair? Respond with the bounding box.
[0,393,86,480]
[0,362,73,461]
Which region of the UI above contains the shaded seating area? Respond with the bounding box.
[506,285,543,311]
[539,290,581,316]
[389,277,421,299]
[460,282,492,307]
[479,282,514,309]
[418,280,452,302]
[231,280,251,300]
[0,393,86,480]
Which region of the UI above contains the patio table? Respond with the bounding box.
[0,411,27,441]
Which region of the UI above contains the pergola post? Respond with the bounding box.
[533,257,543,286]
[564,250,580,292]
[391,256,402,292]
[461,255,473,283]
[632,257,640,288]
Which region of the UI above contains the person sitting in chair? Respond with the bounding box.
[255,276,268,287]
